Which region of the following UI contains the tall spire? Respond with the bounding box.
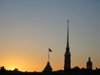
[64,20,71,71]
[67,20,69,48]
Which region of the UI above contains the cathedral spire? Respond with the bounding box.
[67,20,69,45]
[66,20,70,51]
[64,20,71,71]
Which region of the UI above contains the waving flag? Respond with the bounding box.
[49,48,52,52]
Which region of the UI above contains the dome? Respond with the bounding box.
[43,62,52,73]
[87,57,92,65]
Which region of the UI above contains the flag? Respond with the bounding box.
[49,48,52,52]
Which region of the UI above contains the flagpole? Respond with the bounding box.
[48,48,52,62]
[48,48,49,62]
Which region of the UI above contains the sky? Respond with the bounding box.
[0,0,100,72]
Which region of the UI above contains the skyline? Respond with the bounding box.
[0,0,100,72]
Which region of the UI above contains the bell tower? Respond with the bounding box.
[64,20,71,71]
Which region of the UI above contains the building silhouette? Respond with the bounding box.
[1,20,100,75]
[43,62,52,73]
[87,57,92,70]
[64,20,71,71]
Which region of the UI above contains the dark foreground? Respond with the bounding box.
[0,69,100,75]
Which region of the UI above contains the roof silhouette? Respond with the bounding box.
[43,62,52,73]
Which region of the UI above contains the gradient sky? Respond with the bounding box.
[0,0,100,72]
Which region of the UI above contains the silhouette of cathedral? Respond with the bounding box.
[87,57,92,70]
[64,20,71,71]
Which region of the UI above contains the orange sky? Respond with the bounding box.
[0,0,100,72]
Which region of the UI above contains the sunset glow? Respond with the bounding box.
[0,0,100,72]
